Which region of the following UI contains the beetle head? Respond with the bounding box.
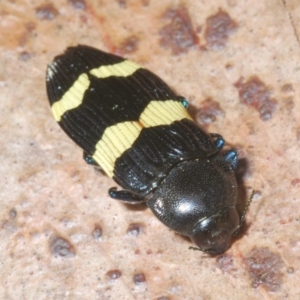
[147,152,240,254]
[190,206,240,254]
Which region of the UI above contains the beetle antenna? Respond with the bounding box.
[189,246,212,253]
[189,246,200,251]
[233,190,255,236]
[240,190,255,224]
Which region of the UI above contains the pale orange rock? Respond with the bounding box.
[0,0,300,299]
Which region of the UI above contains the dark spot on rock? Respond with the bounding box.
[157,297,170,300]
[225,63,233,70]
[19,51,31,61]
[18,33,28,47]
[217,254,233,273]
[2,220,17,232]
[160,6,199,55]
[228,0,237,6]
[291,178,300,186]
[92,224,103,239]
[107,269,122,279]
[296,128,300,141]
[36,4,59,20]
[217,254,237,276]
[141,0,150,6]
[127,223,144,236]
[196,25,202,33]
[287,267,294,274]
[116,0,126,8]
[25,22,36,32]
[196,98,224,125]
[283,97,294,110]
[281,84,294,93]
[49,235,75,258]
[244,247,284,292]
[120,36,140,54]
[258,100,277,121]
[133,273,146,284]
[68,0,86,10]
[17,23,35,47]
[80,15,88,24]
[9,208,17,219]
[234,76,277,121]
[280,218,293,225]
[204,9,237,50]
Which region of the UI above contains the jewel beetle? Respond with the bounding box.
[46,45,250,254]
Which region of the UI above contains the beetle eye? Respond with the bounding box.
[190,206,240,255]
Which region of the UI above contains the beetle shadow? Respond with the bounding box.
[232,157,252,242]
[122,202,148,212]
[186,102,199,120]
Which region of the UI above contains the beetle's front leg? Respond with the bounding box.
[223,149,238,170]
[108,187,146,204]
[209,133,225,150]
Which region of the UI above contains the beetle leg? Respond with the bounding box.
[108,187,145,204]
[209,133,225,150]
[83,151,100,167]
[176,95,189,108]
[223,149,238,170]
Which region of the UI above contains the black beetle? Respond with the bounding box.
[46,45,251,254]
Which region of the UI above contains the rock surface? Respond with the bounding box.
[0,0,300,299]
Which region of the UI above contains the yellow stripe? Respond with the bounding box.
[92,121,142,177]
[139,100,192,127]
[89,60,141,78]
[51,60,141,122]
[51,74,90,122]
[92,100,192,177]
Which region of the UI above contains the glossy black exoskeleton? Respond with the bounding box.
[111,136,241,255]
[46,45,252,255]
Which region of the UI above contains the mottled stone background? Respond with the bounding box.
[0,0,300,299]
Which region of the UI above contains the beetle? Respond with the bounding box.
[46,45,251,254]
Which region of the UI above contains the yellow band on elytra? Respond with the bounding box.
[51,73,90,122]
[92,100,192,177]
[90,60,141,78]
[51,60,141,122]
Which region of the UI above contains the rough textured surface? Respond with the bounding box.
[0,0,300,299]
